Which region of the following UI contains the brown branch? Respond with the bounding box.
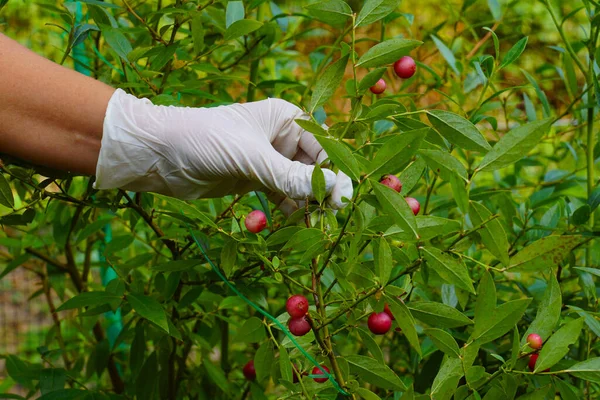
[121,191,179,258]
[466,22,500,60]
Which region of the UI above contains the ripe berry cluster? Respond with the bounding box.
[526,333,547,372]
[369,56,417,95]
[379,175,420,215]
[286,294,311,336]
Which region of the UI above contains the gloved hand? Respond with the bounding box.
[95,89,353,213]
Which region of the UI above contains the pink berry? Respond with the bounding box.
[245,210,267,233]
[383,303,395,320]
[367,312,392,335]
[286,295,309,318]
[405,197,420,215]
[243,360,256,380]
[288,316,311,336]
[380,175,402,192]
[527,333,543,350]
[312,365,330,383]
[528,354,538,371]
[369,79,386,94]
[394,56,416,79]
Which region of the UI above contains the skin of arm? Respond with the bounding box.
[0,33,115,175]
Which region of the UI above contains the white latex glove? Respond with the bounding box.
[95,89,353,211]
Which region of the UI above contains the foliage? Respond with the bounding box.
[1,0,599,399]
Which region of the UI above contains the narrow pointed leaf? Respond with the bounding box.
[421,247,475,293]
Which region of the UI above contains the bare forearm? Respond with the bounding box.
[0,33,115,175]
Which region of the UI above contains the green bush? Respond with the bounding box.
[0,0,599,399]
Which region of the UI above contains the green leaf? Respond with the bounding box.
[305,0,352,27]
[0,172,14,208]
[431,357,463,399]
[385,295,421,356]
[499,37,528,69]
[223,19,263,41]
[283,228,326,251]
[311,164,327,204]
[313,135,361,181]
[408,301,473,328]
[153,194,217,228]
[507,235,589,272]
[279,346,293,382]
[56,292,122,312]
[154,259,202,272]
[102,26,132,61]
[373,182,418,238]
[474,271,496,325]
[521,274,561,346]
[572,204,591,225]
[356,388,382,400]
[345,355,407,390]
[237,317,266,343]
[225,1,244,28]
[254,341,274,382]
[355,0,398,27]
[522,69,551,118]
[431,35,460,76]
[370,128,426,176]
[375,237,392,285]
[421,247,475,293]
[477,118,553,171]
[469,201,509,265]
[425,328,460,358]
[266,226,303,246]
[127,293,169,333]
[356,38,422,68]
[39,368,66,394]
[588,185,600,211]
[294,118,328,137]
[487,0,502,20]
[427,110,490,153]
[204,360,229,393]
[357,327,385,363]
[400,158,426,195]
[419,149,468,180]
[562,357,600,383]
[470,298,531,345]
[191,14,205,54]
[450,172,469,214]
[358,67,387,93]
[310,55,349,112]
[535,318,584,372]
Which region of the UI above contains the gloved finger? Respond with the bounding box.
[268,150,337,200]
[328,171,354,210]
[292,148,313,165]
[298,130,328,164]
[265,191,299,217]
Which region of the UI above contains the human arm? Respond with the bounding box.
[0,33,353,209]
[0,33,114,175]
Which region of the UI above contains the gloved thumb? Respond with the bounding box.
[267,151,337,200]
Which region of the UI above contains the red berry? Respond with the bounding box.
[286,295,309,318]
[383,303,395,320]
[288,316,311,336]
[528,354,538,371]
[527,333,543,350]
[405,197,420,215]
[367,312,392,335]
[243,360,256,380]
[369,79,386,94]
[380,175,402,193]
[312,365,330,383]
[394,56,416,79]
[292,364,306,383]
[245,210,267,233]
